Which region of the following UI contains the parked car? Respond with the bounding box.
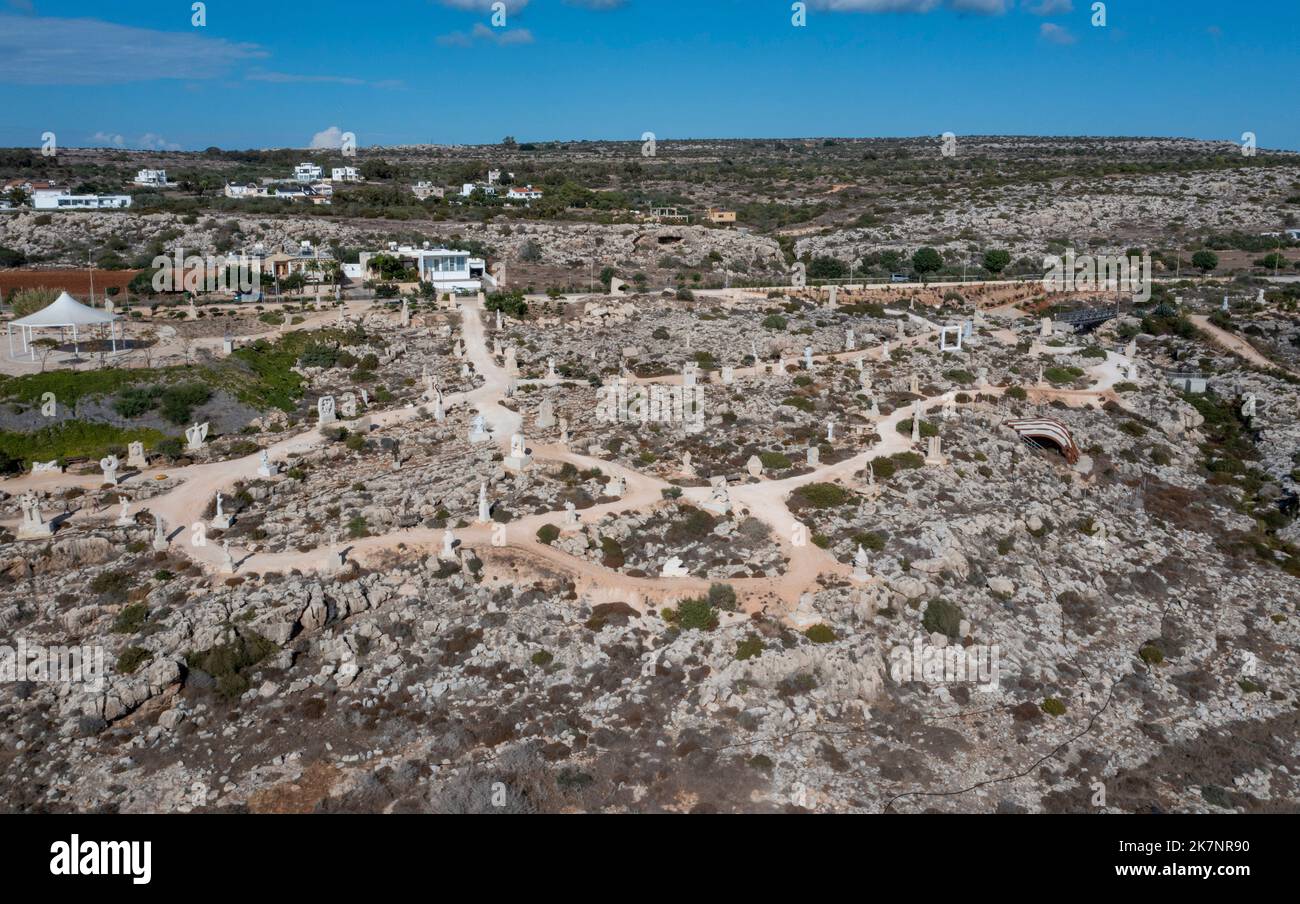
[890,274,911,283]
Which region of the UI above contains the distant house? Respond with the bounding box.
[294,162,323,183]
[331,167,361,182]
[224,183,267,199]
[506,185,543,202]
[706,208,737,225]
[460,182,497,197]
[32,190,131,210]
[133,169,169,187]
[3,178,58,194]
[274,185,330,205]
[263,241,336,283]
[413,181,445,201]
[649,207,690,224]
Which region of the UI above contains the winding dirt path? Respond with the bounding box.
[1190,314,1300,378]
[5,298,1125,616]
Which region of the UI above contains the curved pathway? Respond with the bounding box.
[4,297,1126,618]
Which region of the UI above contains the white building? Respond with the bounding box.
[133,169,169,187]
[225,182,267,199]
[506,185,543,202]
[331,167,361,182]
[32,190,131,210]
[460,182,497,198]
[358,243,487,292]
[413,181,444,200]
[294,162,323,183]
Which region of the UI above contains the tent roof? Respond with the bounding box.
[10,291,117,327]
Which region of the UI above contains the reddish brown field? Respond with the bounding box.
[0,268,143,296]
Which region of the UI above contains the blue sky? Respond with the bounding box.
[1,0,1297,151]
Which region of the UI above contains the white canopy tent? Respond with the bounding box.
[6,291,122,360]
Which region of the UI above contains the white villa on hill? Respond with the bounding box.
[133,169,169,186]
[32,189,132,210]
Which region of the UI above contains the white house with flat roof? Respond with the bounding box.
[294,162,323,183]
[358,243,487,292]
[331,167,361,182]
[133,169,169,186]
[32,190,131,210]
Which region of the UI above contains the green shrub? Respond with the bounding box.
[1005,386,1028,401]
[1138,643,1164,665]
[895,418,938,438]
[794,482,850,508]
[530,650,554,667]
[853,531,887,551]
[804,624,836,644]
[185,629,277,700]
[537,524,560,544]
[158,383,213,425]
[116,646,153,674]
[675,597,717,631]
[1044,366,1085,385]
[346,515,369,538]
[707,583,737,611]
[110,603,148,634]
[759,451,792,470]
[1041,697,1067,716]
[735,636,764,661]
[781,395,815,413]
[92,571,134,604]
[922,598,963,638]
[600,536,625,568]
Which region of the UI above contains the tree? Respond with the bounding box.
[912,247,943,283]
[0,245,26,268]
[807,256,847,280]
[32,338,58,372]
[360,159,396,181]
[9,287,58,317]
[982,249,1011,275]
[1191,250,1219,273]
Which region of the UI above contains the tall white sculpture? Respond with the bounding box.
[99,455,120,486]
[185,422,209,452]
[318,395,337,427]
[17,491,53,539]
[505,433,532,472]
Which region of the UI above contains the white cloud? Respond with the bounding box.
[806,0,1010,12]
[437,23,535,46]
[246,70,403,88]
[1039,22,1077,44]
[0,15,266,85]
[1023,0,1073,14]
[434,0,531,10]
[310,126,347,149]
[137,133,183,151]
[89,131,181,150]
